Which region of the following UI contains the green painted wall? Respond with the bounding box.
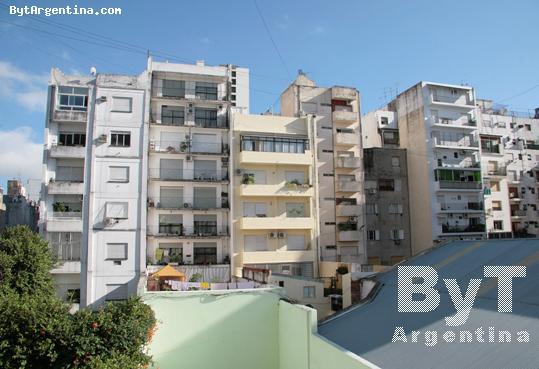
[144,289,282,369]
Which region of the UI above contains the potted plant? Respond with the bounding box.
[285,179,301,188]
[180,141,189,152]
[242,174,255,184]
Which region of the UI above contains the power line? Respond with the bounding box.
[253,0,292,80]
[496,83,539,104]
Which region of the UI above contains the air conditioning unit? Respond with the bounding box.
[278,232,286,239]
[104,217,117,226]
[269,232,277,239]
[99,96,107,102]
[97,134,107,143]
[183,202,191,208]
[349,216,358,222]
[149,141,155,151]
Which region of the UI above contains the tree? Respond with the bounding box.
[0,226,156,369]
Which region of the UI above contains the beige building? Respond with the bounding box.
[280,74,366,264]
[232,113,319,278]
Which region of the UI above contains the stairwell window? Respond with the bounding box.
[110,132,131,147]
[367,230,380,241]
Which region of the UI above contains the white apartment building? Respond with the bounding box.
[231,113,319,278]
[478,100,539,238]
[364,82,484,255]
[41,60,249,307]
[280,73,366,264]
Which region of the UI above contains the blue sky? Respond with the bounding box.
[1,0,538,190]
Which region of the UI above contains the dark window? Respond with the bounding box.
[194,247,217,264]
[241,136,309,153]
[194,108,218,128]
[110,132,131,147]
[325,245,337,250]
[162,80,185,98]
[59,132,86,146]
[57,86,88,111]
[378,179,395,191]
[161,106,185,125]
[195,82,218,100]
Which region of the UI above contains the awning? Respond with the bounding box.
[151,265,186,280]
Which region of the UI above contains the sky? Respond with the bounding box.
[0,0,538,190]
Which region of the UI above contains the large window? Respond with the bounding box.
[244,235,267,252]
[194,108,218,128]
[110,132,131,147]
[59,132,86,146]
[57,86,88,111]
[111,97,132,113]
[193,243,217,264]
[378,179,395,191]
[195,82,218,100]
[303,286,316,298]
[162,79,185,98]
[243,202,267,217]
[161,106,185,125]
[241,136,308,153]
[106,243,128,260]
[108,166,129,183]
[48,232,81,261]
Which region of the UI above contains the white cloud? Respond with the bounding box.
[0,127,42,181]
[0,60,48,112]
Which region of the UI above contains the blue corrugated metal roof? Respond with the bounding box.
[319,239,539,369]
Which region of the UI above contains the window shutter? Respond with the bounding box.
[287,235,306,250]
[112,97,132,112]
[109,166,129,182]
[375,230,380,241]
[244,235,267,251]
[399,230,405,240]
[395,179,402,191]
[107,243,127,260]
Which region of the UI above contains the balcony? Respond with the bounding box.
[46,212,83,232]
[338,230,361,242]
[240,216,314,230]
[149,140,227,156]
[439,202,484,213]
[51,260,81,274]
[431,94,474,108]
[148,169,229,182]
[147,224,229,238]
[238,150,311,166]
[441,224,486,234]
[48,181,84,195]
[150,113,228,129]
[51,241,81,263]
[52,110,87,123]
[148,197,229,211]
[436,160,480,170]
[336,204,361,217]
[432,118,476,130]
[239,183,313,197]
[49,145,85,159]
[336,157,361,169]
[152,86,228,102]
[332,110,358,124]
[242,250,316,264]
[335,131,358,146]
[332,87,357,101]
[484,167,507,177]
[438,181,482,191]
[336,180,362,193]
[511,210,527,218]
[433,137,479,150]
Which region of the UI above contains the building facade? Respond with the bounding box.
[0,180,39,232]
[232,113,319,278]
[280,74,366,264]
[363,148,411,265]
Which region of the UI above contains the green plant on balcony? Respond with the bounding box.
[242,174,255,184]
[53,202,67,212]
[468,117,477,125]
[190,273,203,282]
[285,179,301,188]
[179,141,189,152]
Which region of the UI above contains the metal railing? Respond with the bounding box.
[442,224,485,233]
[148,224,229,237]
[150,113,229,128]
[432,94,473,105]
[52,110,88,122]
[148,168,229,182]
[434,136,479,148]
[149,140,227,155]
[148,196,229,210]
[439,181,482,190]
[51,211,82,219]
[440,202,483,211]
[434,118,476,127]
[511,210,527,217]
[152,87,228,101]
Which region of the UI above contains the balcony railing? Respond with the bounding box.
[51,242,81,261]
[49,145,86,158]
[511,210,527,217]
[51,211,82,219]
[432,94,473,106]
[442,224,485,233]
[52,110,87,122]
[148,196,229,210]
[149,140,227,155]
[336,180,362,192]
[433,137,479,148]
[152,87,227,101]
[335,131,358,146]
[150,113,228,129]
[438,181,482,190]
[484,167,507,176]
[440,202,484,211]
[148,224,229,237]
[148,169,229,182]
[337,157,362,168]
[433,118,476,128]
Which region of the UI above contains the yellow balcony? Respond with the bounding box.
[240,216,314,230]
[332,110,358,124]
[242,250,316,264]
[239,184,314,197]
[239,151,311,166]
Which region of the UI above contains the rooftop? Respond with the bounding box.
[319,239,539,369]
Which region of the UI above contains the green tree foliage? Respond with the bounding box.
[0,226,156,369]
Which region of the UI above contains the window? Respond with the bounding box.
[105,202,128,219]
[322,173,334,177]
[492,201,502,211]
[380,117,389,125]
[48,232,81,261]
[57,86,88,111]
[242,170,266,184]
[366,203,378,215]
[110,132,131,147]
[286,203,305,217]
[162,79,185,98]
[378,179,394,191]
[388,203,403,214]
[493,220,503,230]
[325,245,337,250]
[161,106,185,125]
[525,124,531,131]
[106,243,127,260]
[391,157,400,167]
[194,108,218,128]
[303,286,316,299]
[490,181,500,192]
[390,229,405,240]
[367,230,380,241]
[244,235,267,252]
[285,171,306,185]
[109,166,129,182]
[160,186,183,209]
[243,202,267,217]
[59,132,86,146]
[195,82,218,100]
[159,214,183,235]
[106,284,128,301]
[111,97,132,112]
[287,235,306,250]
[241,136,308,153]
[193,187,217,209]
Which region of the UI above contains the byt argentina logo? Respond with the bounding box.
[392,266,530,346]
